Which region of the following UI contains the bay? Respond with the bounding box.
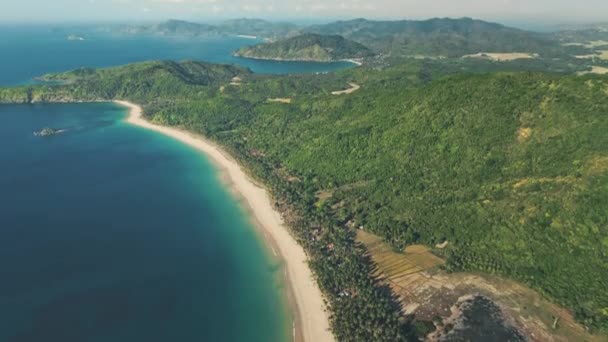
[0,25,348,341]
[0,25,353,86]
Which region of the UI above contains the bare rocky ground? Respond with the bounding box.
[357,230,606,342]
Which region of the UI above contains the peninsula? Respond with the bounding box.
[234,33,374,62]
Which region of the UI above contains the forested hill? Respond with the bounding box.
[152,19,221,36]
[114,17,566,58]
[552,24,608,49]
[306,17,560,57]
[114,19,220,36]
[234,33,375,62]
[1,61,608,339]
[0,61,250,103]
[114,18,299,39]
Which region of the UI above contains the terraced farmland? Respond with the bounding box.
[357,230,605,342]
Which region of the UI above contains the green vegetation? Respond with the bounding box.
[305,17,561,57]
[119,18,566,58]
[150,19,221,36]
[114,18,299,39]
[2,59,608,338]
[549,25,608,69]
[553,25,608,47]
[235,33,374,62]
[114,18,607,72]
[0,61,250,104]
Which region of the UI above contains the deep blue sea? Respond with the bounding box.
[0,25,348,341]
[0,25,352,86]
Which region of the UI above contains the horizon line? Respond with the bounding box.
[0,15,604,30]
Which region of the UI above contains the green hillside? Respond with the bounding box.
[113,18,298,39]
[2,60,607,339]
[235,33,375,61]
[553,23,608,44]
[114,17,568,59]
[306,17,561,57]
[147,19,221,36]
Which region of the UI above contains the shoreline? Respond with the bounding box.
[115,100,334,342]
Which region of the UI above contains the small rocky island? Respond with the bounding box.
[34,127,64,137]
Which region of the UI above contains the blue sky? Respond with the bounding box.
[1,0,607,23]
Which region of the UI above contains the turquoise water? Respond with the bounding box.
[0,103,288,342]
[0,26,350,341]
[0,25,352,86]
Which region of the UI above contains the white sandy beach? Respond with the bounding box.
[115,100,334,342]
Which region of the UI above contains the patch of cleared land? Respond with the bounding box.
[563,42,584,47]
[517,127,532,142]
[314,181,369,207]
[331,83,360,95]
[576,66,608,75]
[511,176,576,193]
[575,50,608,60]
[563,40,608,48]
[591,66,608,74]
[409,55,448,60]
[267,98,292,104]
[585,40,608,48]
[229,76,242,86]
[579,66,608,75]
[357,230,605,342]
[463,52,538,61]
[588,155,608,175]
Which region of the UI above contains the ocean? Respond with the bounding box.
[0,25,348,341]
[0,25,352,86]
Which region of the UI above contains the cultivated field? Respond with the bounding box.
[463,52,538,61]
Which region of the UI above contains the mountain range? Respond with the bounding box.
[119,17,602,59]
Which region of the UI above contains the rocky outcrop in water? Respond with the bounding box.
[34,127,64,137]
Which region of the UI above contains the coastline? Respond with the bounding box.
[115,100,335,342]
[235,34,259,40]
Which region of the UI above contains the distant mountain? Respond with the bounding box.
[554,22,608,32]
[305,17,561,57]
[153,19,220,36]
[552,24,608,45]
[218,18,300,39]
[112,18,299,39]
[112,19,219,36]
[112,17,566,58]
[234,33,375,62]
